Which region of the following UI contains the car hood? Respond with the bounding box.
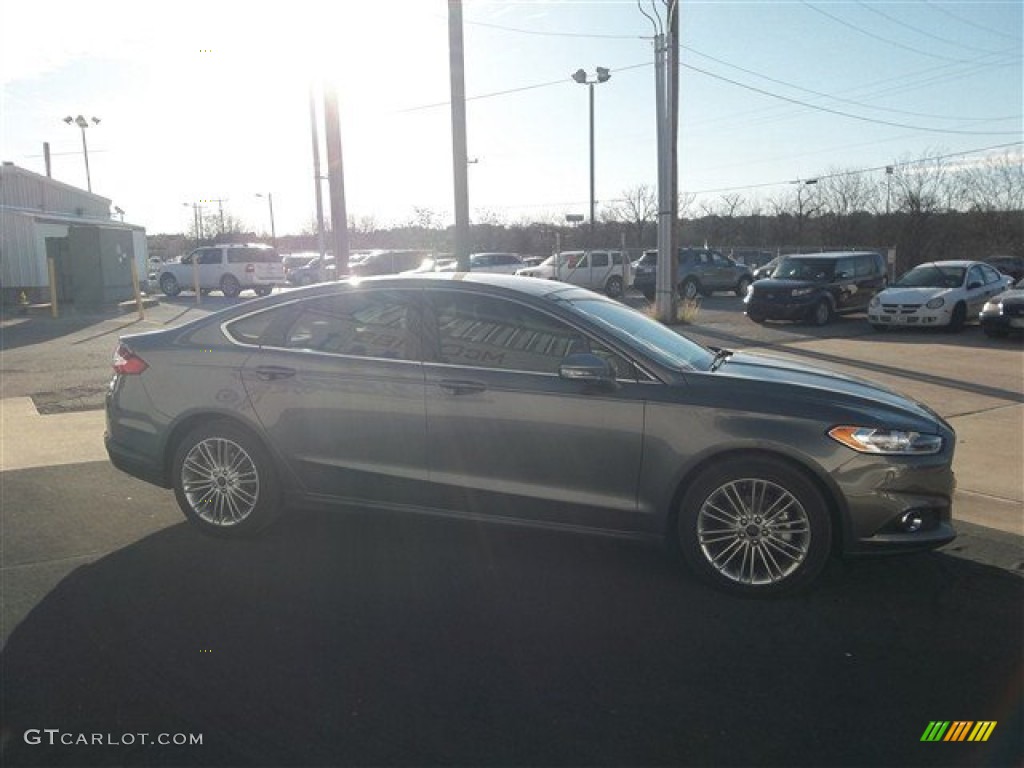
[752,277,822,290]
[716,351,943,426]
[991,288,1024,302]
[876,286,953,303]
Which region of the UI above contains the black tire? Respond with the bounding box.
[605,275,624,299]
[171,420,281,537]
[220,274,241,298]
[299,274,315,286]
[870,323,888,332]
[679,278,700,301]
[746,313,766,324]
[676,455,832,596]
[253,285,273,297]
[159,273,181,297]
[809,298,833,326]
[735,276,752,297]
[946,302,966,332]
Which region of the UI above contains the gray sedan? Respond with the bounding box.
[106,274,955,595]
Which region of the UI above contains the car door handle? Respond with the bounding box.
[252,365,296,381]
[438,379,486,395]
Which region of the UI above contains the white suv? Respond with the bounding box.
[516,250,630,298]
[158,244,285,298]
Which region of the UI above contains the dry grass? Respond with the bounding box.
[643,297,702,325]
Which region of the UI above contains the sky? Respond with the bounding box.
[1,0,1021,239]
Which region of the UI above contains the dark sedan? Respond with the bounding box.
[106,274,955,595]
[980,277,1024,338]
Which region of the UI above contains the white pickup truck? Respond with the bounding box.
[515,249,630,298]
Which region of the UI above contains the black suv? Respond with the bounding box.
[632,248,753,301]
[744,251,887,326]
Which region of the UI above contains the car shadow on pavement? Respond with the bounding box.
[0,311,145,352]
[2,510,1021,768]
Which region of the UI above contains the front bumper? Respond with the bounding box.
[744,297,814,321]
[868,307,951,327]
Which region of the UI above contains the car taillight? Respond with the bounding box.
[113,342,148,375]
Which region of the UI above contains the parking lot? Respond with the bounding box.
[1,288,1021,766]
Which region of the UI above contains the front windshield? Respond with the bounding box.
[774,258,836,282]
[567,298,715,372]
[895,264,965,289]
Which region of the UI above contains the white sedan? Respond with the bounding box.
[868,260,1012,331]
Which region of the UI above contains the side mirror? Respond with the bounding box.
[559,353,616,386]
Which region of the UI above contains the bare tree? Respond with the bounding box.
[606,184,657,247]
[817,169,875,247]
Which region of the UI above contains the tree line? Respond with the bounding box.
[153,150,1021,275]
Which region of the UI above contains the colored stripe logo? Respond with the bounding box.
[921,721,997,742]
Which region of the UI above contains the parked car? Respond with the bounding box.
[342,249,432,278]
[158,243,284,298]
[106,273,956,596]
[516,250,629,298]
[287,256,334,286]
[437,252,525,274]
[729,249,776,271]
[868,260,1012,332]
[983,254,1024,282]
[631,248,753,301]
[979,277,1024,338]
[282,252,320,271]
[744,251,887,326]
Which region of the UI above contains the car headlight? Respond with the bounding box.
[791,287,815,297]
[869,296,880,308]
[925,297,945,309]
[982,300,1001,313]
[828,426,943,455]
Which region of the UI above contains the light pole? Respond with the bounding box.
[572,67,611,235]
[63,115,100,192]
[256,193,276,248]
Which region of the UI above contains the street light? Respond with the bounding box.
[63,115,100,192]
[255,193,276,248]
[572,67,611,233]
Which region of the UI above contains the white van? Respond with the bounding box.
[516,250,630,298]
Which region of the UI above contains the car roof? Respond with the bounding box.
[909,260,984,269]
[781,251,880,260]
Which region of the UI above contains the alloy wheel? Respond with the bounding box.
[180,437,260,527]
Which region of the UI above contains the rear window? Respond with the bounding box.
[228,247,280,264]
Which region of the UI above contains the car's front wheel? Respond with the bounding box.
[676,455,832,595]
[159,273,181,296]
[172,420,281,537]
[809,298,833,326]
[735,276,752,297]
[946,302,966,332]
[253,285,273,297]
[679,278,700,300]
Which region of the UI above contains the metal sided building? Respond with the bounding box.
[0,162,147,307]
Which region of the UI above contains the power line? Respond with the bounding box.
[682,60,1021,136]
[854,0,1012,56]
[801,1,978,64]
[924,0,1023,43]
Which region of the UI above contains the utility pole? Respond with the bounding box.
[324,85,350,274]
[653,32,675,323]
[449,0,471,272]
[310,86,328,263]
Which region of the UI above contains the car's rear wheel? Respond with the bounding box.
[172,420,280,537]
[679,278,700,300]
[810,298,832,326]
[946,302,966,332]
[159,273,180,297]
[605,275,624,298]
[676,456,832,595]
[220,274,241,298]
[735,276,752,297]
[253,285,273,297]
